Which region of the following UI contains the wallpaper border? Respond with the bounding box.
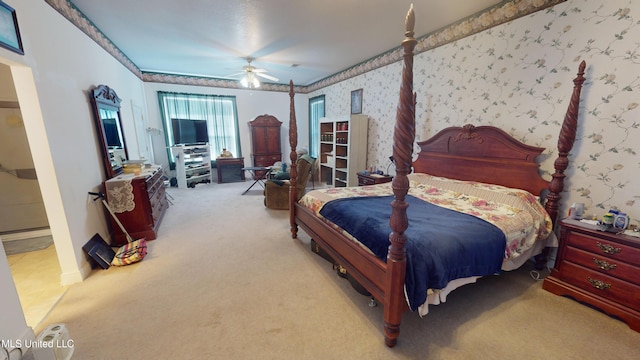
[45,0,565,94]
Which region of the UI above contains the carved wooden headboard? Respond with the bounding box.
[412,124,549,196]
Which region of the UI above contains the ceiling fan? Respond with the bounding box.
[229,58,279,88]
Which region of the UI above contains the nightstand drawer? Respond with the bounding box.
[566,231,640,265]
[357,174,393,186]
[359,176,377,186]
[564,246,640,286]
[559,261,640,311]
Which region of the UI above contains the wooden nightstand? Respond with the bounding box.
[357,173,393,186]
[543,218,640,332]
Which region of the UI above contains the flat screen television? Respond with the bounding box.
[172,119,209,145]
[102,118,122,148]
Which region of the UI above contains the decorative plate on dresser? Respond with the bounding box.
[543,218,640,332]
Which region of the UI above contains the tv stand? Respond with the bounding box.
[171,144,212,188]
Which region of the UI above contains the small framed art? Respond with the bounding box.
[0,1,23,55]
[351,88,363,114]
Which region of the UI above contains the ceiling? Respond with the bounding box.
[68,0,503,86]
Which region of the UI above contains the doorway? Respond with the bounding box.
[0,63,66,328]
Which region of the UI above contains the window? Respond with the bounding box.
[308,95,325,159]
[158,92,241,167]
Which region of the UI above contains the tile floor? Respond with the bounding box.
[6,245,67,328]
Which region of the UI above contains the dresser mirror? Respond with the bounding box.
[90,84,128,179]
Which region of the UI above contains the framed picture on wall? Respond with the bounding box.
[0,1,23,55]
[351,89,363,114]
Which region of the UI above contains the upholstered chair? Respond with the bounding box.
[264,155,315,210]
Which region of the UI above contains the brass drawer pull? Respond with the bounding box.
[596,242,621,255]
[592,258,617,271]
[588,277,611,290]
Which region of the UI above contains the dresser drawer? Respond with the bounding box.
[254,154,281,166]
[559,261,640,311]
[151,191,167,224]
[147,175,164,198]
[149,184,165,208]
[566,231,640,265]
[145,167,163,187]
[564,246,640,286]
[146,169,164,195]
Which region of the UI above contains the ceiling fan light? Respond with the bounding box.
[240,72,261,88]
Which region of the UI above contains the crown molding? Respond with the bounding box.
[46,0,564,94]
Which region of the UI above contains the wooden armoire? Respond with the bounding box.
[249,115,282,177]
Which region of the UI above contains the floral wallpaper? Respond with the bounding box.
[310,0,640,226]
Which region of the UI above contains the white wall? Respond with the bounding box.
[1,0,147,344]
[143,83,309,172]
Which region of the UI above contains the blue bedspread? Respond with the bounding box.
[318,195,506,311]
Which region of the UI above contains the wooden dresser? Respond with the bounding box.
[104,165,168,246]
[249,115,281,178]
[543,219,640,331]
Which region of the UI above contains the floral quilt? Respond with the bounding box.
[299,173,552,262]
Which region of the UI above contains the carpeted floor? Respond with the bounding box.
[37,181,640,359]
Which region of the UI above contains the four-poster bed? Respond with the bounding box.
[285,5,586,347]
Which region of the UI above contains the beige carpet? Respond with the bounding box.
[37,181,640,359]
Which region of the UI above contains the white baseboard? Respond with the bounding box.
[0,229,52,242]
[59,258,92,286]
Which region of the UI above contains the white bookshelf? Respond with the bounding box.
[318,114,368,187]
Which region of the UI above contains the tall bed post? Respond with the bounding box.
[545,60,586,226]
[288,80,299,238]
[384,4,417,348]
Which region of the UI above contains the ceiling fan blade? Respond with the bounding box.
[255,73,279,82]
[223,71,245,78]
